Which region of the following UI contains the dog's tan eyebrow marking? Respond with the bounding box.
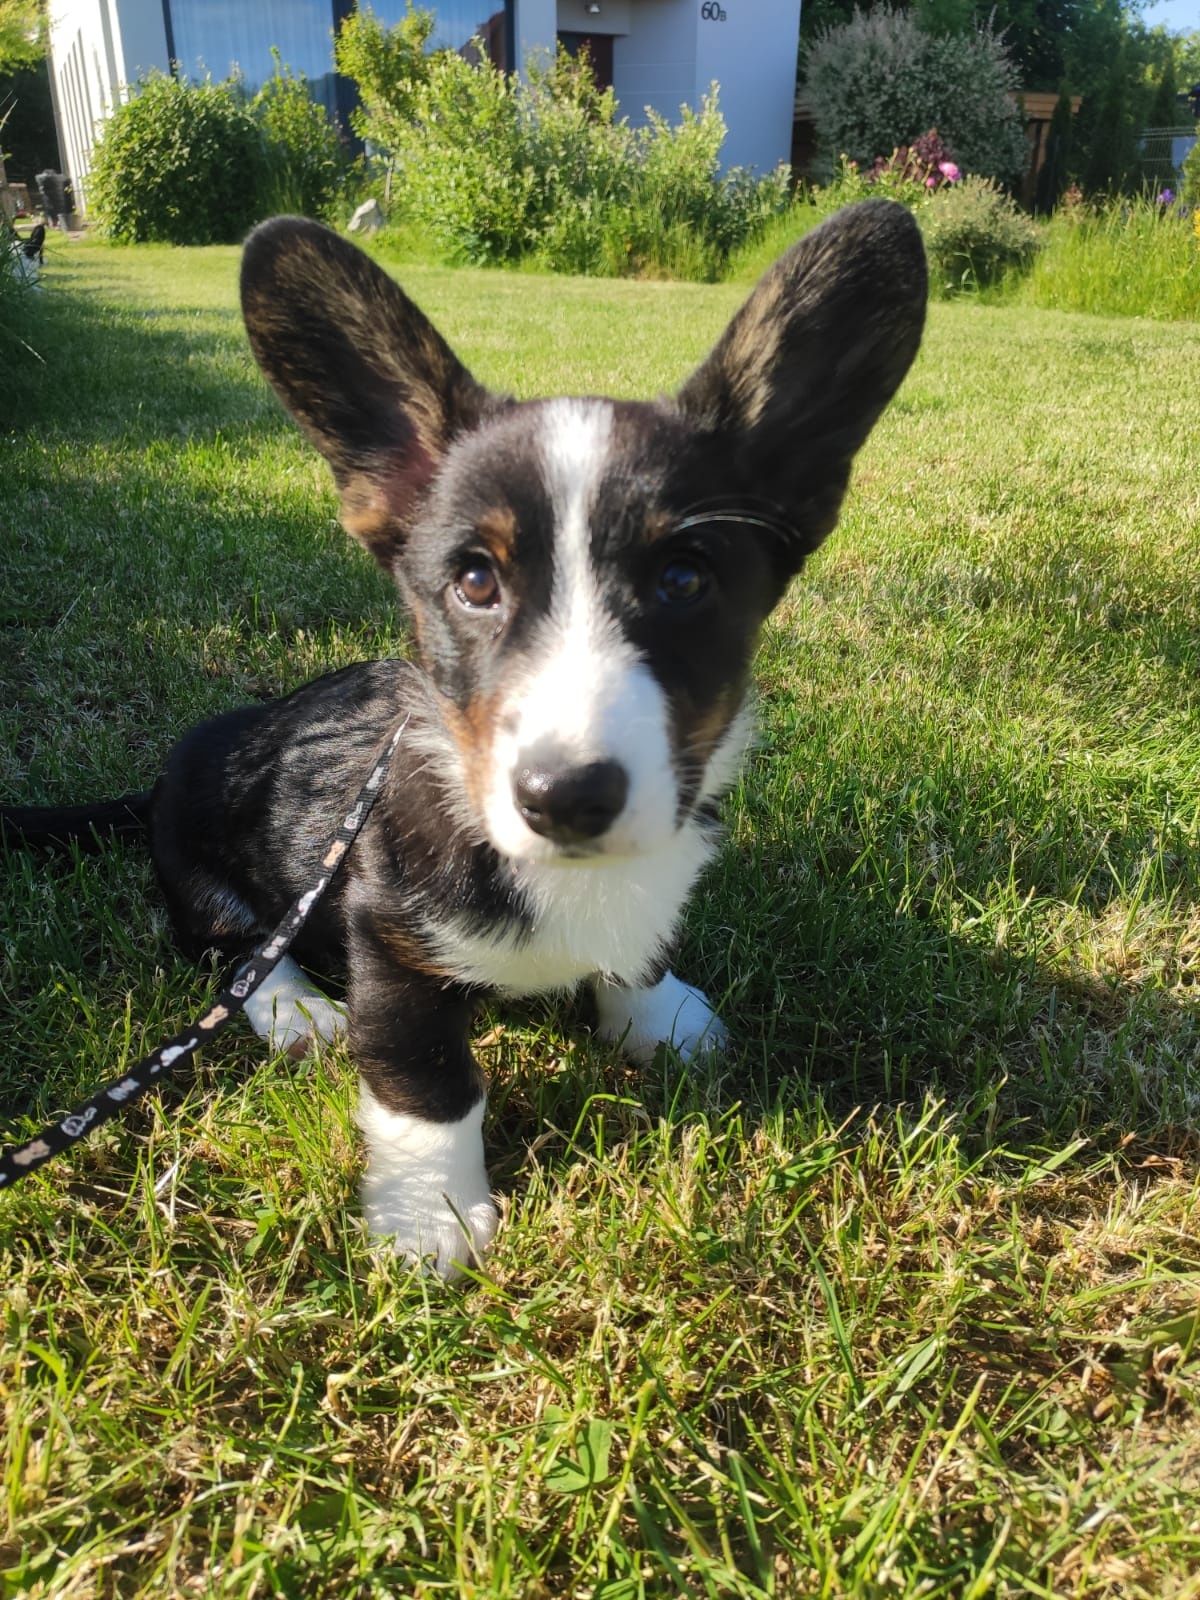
[475,506,518,563]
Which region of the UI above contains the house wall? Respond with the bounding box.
[109,0,171,80]
[611,0,694,130]
[557,0,632,33]
[46,0,168,208]
[611,0,800,172]
[693,0,799,172]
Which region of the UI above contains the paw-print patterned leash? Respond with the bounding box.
[0,716,408,1191]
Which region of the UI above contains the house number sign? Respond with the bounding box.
[700,2,727,18]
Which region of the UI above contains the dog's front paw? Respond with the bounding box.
[243,955,346,1058]
[274,993,347,1059]
[363,1177,499,1280]
[594,971,729,1066]
[357,1089,497,1280]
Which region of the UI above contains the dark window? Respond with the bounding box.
[165,0,342,110]
[557,31,613,91]
[163,1,516,129]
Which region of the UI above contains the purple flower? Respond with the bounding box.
[1158,189,1175,205]
[938,161,961,183]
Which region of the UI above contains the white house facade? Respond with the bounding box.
[48,0,802,212]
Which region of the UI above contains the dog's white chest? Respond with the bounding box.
[420,821,716,995]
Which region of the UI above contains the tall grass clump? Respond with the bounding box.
[1016,193,1200,321]
[724,203,828,281]
[251,61,345,221]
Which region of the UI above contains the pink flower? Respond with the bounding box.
[925,176,937,189]
[938,161,961,183]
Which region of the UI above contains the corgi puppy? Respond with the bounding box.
[1,202,926,1275]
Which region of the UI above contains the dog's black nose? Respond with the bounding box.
[514,760,629,845]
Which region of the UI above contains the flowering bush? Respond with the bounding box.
[802,7,1028,184]
[870,129,961,193]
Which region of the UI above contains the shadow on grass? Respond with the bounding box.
[4,262,282,446]
[480,929,1198,1221]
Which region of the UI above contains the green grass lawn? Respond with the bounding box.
[2,232,1200,1598]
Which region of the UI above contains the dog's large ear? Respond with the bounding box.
[676,199,927,567]
[241,217,494,566]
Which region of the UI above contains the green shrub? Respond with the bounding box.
[376,37,790,279]
[919,175,1042,292]
[89,69,346,244]
[89,74,265,244]
[390,49,532,263]
[252,62,345,221]
[518,50,634,271]
[389,46,633,267]
[595,100,791,280]
[333,3,434,160]
[802,7,1028,184]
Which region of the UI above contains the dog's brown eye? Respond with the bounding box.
[656,558,709,608]
[453,561,501,610]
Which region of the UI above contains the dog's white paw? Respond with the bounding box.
[364,1183,500,1281]
[243,955,346,1058]
[357,1088,497,1281]
[594,971,729,1066]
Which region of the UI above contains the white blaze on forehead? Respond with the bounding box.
[542,398,614,572]
[480,398,679,862]
[541,398,616,648]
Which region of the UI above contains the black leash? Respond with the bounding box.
[0,716,408,1191]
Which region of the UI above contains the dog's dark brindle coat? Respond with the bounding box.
[1,202,926,1275]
